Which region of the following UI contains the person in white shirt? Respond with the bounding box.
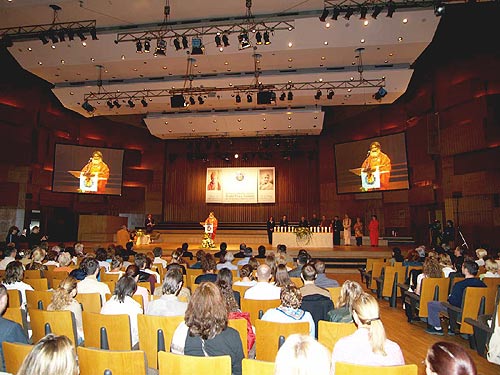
[480,259,500,280]
[153,247,168,269]
[475,248,487,267]
[233,264,257,287]
[76,258,111,305]
[96,248,111,272]
[135,254,161,283]
[101,275,143,349]
[0,247,16,271]
[236,248,253,267]
[3,261,34,308]
[216,252,238,271]
[244,264,281,300]
[125,264,150,311]
[147,268,187,316]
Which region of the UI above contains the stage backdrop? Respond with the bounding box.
[206,167,275,203]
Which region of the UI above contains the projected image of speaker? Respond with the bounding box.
[257,91,276,104]
[170,95,186,108]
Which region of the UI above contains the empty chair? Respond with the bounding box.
[75,292,102,313]
[335,362,418,375]
[376,265,406,307]
[318,321,357,351]
[77,346,147,375]
[25,278,49,291]
[82,311,131,350]
[6,289,22,308]
[241,358,274,375]
[2,341,33,374]
[25,290,53,310]
[158,351,231,375]
[29,309,78,347]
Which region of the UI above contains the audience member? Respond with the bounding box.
[171,282,244,375]
[475,248,488,267]
[180,242,193,260]
[0,247,16,271]
[16,334,78,375]
[169,249,187,275]
[277,243,293,263]
[195,253,217,284]
[106,256,124,278]
[274,264,293,288]
[43,250,60,267]
[125,264,150,310]
[314,260,339,288]
[0,284,28,372]
[25,247,47,272]
[236,247,253,266]
[216,268,240,307]
[153,247,167,268]
[256,245,266,259]
[300,264,331,299]
[262,285,315,337]
[216,251,237,271]
[438,254,455,277]
[95,248,110,271]
[274,334,331,375]
[389,247,405,266]
[3,261,33,308]
[189,250,205,269]
[147,268,187,316]
[213,242,228,259]
[288,252,310,277]
[332,293,404,370]
[76,258,111,305]
[233,264,256,287]
[425,341,477,375]
[265,254,277,276]
[244,264,281,300]
[413,257,442,295]
[162,263,191,302]
[54,252,74,273]
[480,259,500,280]
[135,253,160,286]
[5,226,20,248]
[327,280,364,323]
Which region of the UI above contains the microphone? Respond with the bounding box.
[88,157,93,163]
[367,150,371,156]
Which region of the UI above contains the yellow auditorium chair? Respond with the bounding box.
[2,341,33,374]
[29,309,78,347]
[3,307,28,335]
[158,351,231,375]
[241,298,280,325]
[326,287,341,304]
[317,321,357,351]
[335,362,418,375]
[82,311,131,350]
[242,358,274,375]
[23,269,42,279]
[77,346,147,375]
[25,278,49,291]
[6,289,22,308]
[25,290,53,310]
[228,317,248,358]
[100,272,120,283]
[75,292,102,313]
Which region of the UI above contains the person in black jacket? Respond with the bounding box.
[332,216,343,246]
[266,216,275,244]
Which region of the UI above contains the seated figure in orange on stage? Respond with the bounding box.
[361,141,391,189]
[201,212,218,240]
[80,150,110,192]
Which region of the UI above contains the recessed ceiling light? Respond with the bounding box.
[27,47,32,51]
[239,127,242,130]
[224,61,229,65]
[168,130,172,132]
[82,41,87,47]
[227,68,231,72]
[121,55,125,60]
[192,129,195,132]
[104,70,108,73]
[350,77,354,81]
[263,118,266,121]
[38,61,42,65]
[384,60,388,63]
[229,83,233,87]
[403,18,408,24]
[237,119,241,122]
[398,37,403,42]
[60,59,65,64]
[90,57,95,62]
[133,68,138,71]
[288,42,293,48]
[364,20,369,26]
[288,117,292,120]
[288,125,292,128]
[360,39,365,43]
[213,119,217,123]
[389,53,394,56]
[321,56,325,60]
[325,22,331,28]
[165,121,168,125]
[319,78,323,82]
[194,64,198,67]
[51,45,56,49]
[69,92,74,95]
[263,126,267,129]
[162,66,167,69]
[323,41,328,45]
[288,58,293,62]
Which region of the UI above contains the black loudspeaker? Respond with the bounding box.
[257,91,276,104]
[452,191,463,199]
[170,95,186,108]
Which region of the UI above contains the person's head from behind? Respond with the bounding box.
[223,251,234,263]
[114,275,137,303]
[4,261,24,284]
[125,264,140,280]
[50,277,78,310]
[57,252,72,267]
[81,257,99,277]
[258,245,266,257]
[301,263,317,283]
[462,260,479,277]
[475,248,487,260]
[248,256,258,270]
[125,241,134,252]
[110,256,123,271]
[485,259,499,274]
[277,244,287,254]
[4,246,16,259]
[239,264,253,280]
[280,285,302,309]
[201,253,216,273]
[423,257,442,278]
[425,341,477,375]
[161,268,183,296]
[338,280,364,309]
[392,247,402,259]
[17,333,77,375]
[274,264,292,288]
[239,243,247,253]
[256,264,272,282]
[352,293,387,355]
[31,247,46,263]
[0,284,8,314]
[297,253,309,267]
[181,242,189,252]
[153,247,163,258]
[95,248,107,262]
[195,250,205,262]
[216,267,233,287]
[185,282,228,340]
[134,254,147,270]
[274,334,331,375]
[313,260,327,275]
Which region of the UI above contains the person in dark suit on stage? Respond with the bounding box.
[279,215,289,229]
[310,213,320,227]
[298,216,309,228]
[266,216,275,245]
[145,213,156,234]
[332,216,343,246]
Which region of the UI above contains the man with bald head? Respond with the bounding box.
[243,264,281,300]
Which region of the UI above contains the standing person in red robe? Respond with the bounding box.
[368,215,379,247]
[203,212,218,241]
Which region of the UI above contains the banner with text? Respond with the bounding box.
[206,167,275,203]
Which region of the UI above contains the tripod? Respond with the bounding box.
[457,227,469,250]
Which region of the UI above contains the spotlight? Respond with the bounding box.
[279,92,286,101]
[191,37,204,55]
[127,99,135,108]
[198,96,204,105]
[141,98,148,107]
[371,5,382,19]
[246,93,253,103]
[106,100,114,109]
[155,39,166,56]
[89,28,98,40]
[238,33,251,50]
[434,2,445,16]
[255,31,263,45]
[76,29,87,41]
[287,91,294,100]
[327,90,335,99]
[331,8,341,20]
[344,7,354,20]
[57,30,66,42]
[136,40,143,53]
[387,2,396,17]
[263,31,271,45]
[47,30,59,44]
[182,36,189,49]
[173,38,181,51]
[222,34,230,47]
[234,153,239,159]
[319,8,329,22]
[359,7,368,20]
[81,101,95,113]
[314,90,322,100]
[372,87,387,100]
[215,34,222,47]
[67,29,75,41]
[144,39,151,53]
[113,99,121,108]
[235,94,241,103]
[189,96,196,105]
[39,33,49,45]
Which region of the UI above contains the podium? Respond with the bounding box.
[68,170,106,193]
[204,224,214,234]
[349,168,381,190]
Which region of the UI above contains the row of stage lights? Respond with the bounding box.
[319,4,396,22]
[134,30,272,56]
[39,27,98,45]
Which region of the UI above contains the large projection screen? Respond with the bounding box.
[334,133,409,194]
[206,167,275,203]
[52,144,124,196]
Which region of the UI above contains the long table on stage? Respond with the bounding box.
[273,231,333,248]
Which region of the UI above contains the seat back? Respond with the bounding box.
[335,362,418,375]
[458,287,490,334]
[25,278,49,291]
[102,280,116,293]
[29,309,78,347]
[101,272,120,283]
[25,290,53,310]
[241,299,281,325]
[132,294,145,310]
[77,346,147,375]
[75,292,102,313]
[82,311,132,350]
[23,269,42,279]
[326,287,341,304]
[418,278,449,318]
[137,281,159,294]
[317,321,357,351]
[483,277,500,289]
[137,314,184,369]
[2,341,33,375]
[3,307,28,335]
[185,268,204,290]
[45,270,69,289]
[233,284,252,298]
[365,258,384,274]
[369,262,385,290]
[255,319,309,362]
[381,266,406,298]
[228,318,248,358]
[405,266,422,280]
[158,351,231,375]
[6,289,22,308]
[300,295,334,338]
[289,277,303,287]
[241,358,274,375]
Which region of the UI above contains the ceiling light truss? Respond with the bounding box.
[323,0,440,10]
[83,77,385,103]
[0,20,97,43]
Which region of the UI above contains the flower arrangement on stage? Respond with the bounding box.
[201,233,215,248]
[295,226,312,245]
[136,229,145,237]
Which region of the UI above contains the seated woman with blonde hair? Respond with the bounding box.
[331,293,404,372]
[480,259,500,280]
[17,333,78,375]
[327,280,363,323]
[26,247,47,272]
[53,252,74,273]
[275,334,332,375]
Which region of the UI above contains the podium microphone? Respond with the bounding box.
[367,150,370,156]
